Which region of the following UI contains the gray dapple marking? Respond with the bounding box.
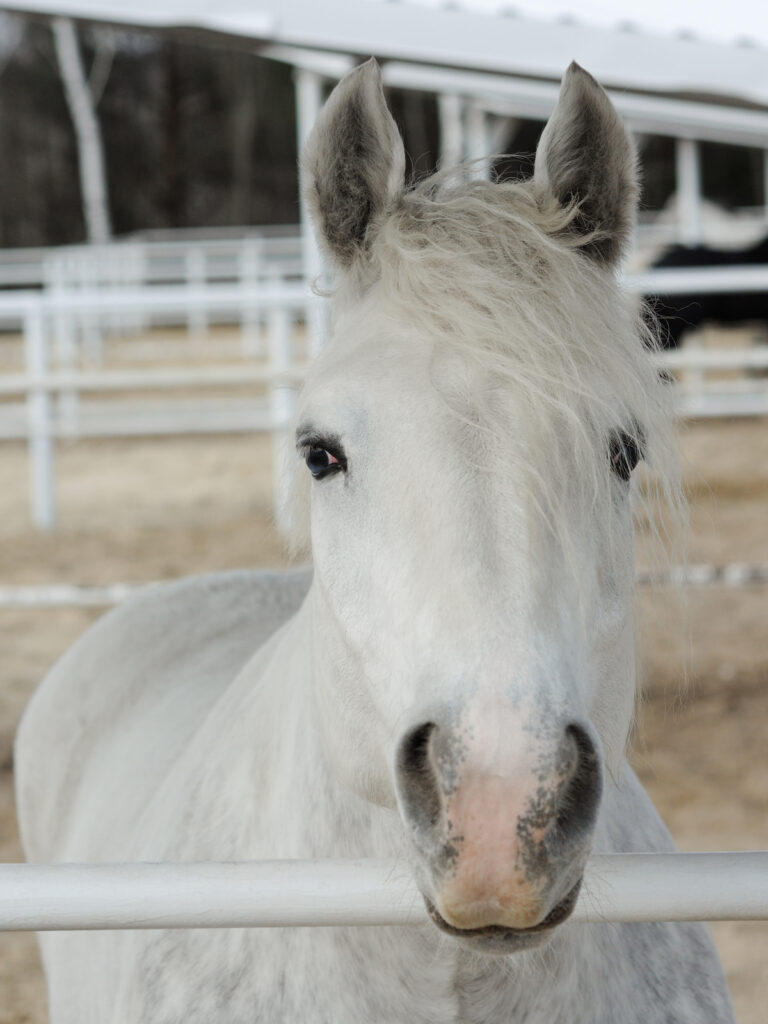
[16,60,734,1022]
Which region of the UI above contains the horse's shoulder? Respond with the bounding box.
[22,566,310,713]
[102,566,312,652]
[15,567,312,859]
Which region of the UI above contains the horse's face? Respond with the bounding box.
[299,61,653,953]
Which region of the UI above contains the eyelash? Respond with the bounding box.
[298,437,347,480]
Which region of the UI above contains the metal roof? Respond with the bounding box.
[5,0,768,143]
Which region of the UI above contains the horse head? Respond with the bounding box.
[296,60,674,954]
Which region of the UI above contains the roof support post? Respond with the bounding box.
[466,102,489,179]
[675,137,702,246]
[438,92,464,171]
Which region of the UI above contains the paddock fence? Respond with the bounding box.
[0,283,316,529]
[2,259,768,529]
[2,254,768,935]
[1,853,768,931]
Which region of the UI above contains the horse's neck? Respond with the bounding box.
[153,597,398,863]
[259,596,407,861]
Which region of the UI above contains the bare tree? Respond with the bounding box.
[52,17,111,243]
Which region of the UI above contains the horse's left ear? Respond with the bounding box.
[534,62,638,267]
[301,59,406,270]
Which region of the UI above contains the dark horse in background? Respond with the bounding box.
[650,235,768,349]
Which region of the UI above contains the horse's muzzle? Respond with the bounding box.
[395,711,602,948]
[423,876,583,954]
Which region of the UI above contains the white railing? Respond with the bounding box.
[626,265,768,296]
[0,232,305,352]
[0,230,303,291]
[0,284,315,530]
[1,853,767,931]
[631,265,768,418]
[2,264,768,529]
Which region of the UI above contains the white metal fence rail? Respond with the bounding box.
[2,263,768,529]
[1,854,767,931]
[0,230,303,291]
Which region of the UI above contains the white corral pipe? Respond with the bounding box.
[24,306,55,531]
[1,854,767,932]
[626,264,768,295]
[0,583,143,608]
[675,137,702,246]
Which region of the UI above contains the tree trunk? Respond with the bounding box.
[52,17,111,244]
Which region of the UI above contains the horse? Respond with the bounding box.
[15,60,734,1023]
[650,235,768,348]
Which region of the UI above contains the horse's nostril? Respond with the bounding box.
[396,722,442,831]
[554,723,603,845]
[398,721,435,775]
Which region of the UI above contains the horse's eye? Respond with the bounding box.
[609,430,643,482]
[305,446,343,480]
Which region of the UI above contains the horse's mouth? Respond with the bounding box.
[423,880,582,954]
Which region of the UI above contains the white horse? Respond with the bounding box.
[16,61,734,1022]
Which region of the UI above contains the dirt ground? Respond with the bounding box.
[0,416,767,1022]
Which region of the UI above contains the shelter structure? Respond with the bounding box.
[5,0,768,266]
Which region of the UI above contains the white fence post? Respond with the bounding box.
[53,307,79,436]
[239,238,264,358]
[268,306,295,532]
[186,249,208,338]
[24,304,56,530]
[77,248,103,365]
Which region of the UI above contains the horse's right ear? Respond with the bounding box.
[534,62,638,267]
[301,59,406,270]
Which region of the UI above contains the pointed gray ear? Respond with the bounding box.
[534,62,638,267]
[301,59,406,269]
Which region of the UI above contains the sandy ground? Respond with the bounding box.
[0,416,767,1022]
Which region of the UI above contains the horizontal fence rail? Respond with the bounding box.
[5,564,768,609]
[1,854,767,932]
[636,563,768,587]
[0,365,306,395]
[0,231,304,292]
[625,265,768,295]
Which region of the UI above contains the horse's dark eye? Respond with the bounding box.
[609,430,643,482]
[305,446,343,480]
